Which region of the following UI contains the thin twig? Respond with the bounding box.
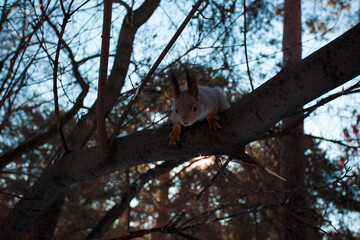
[270,81,360,133]
[168,157,230,227]
[52,0,75,153]
[223,171,340,239]
[0,191,35,200]
[180,204,279,232]
[300,81,360,116]
[113,0,131,13]
[104,225,200,240]
[303,134,359,149]
[243,0,254,91]
[104,157,229,240]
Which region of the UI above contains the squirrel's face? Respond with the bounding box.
[174,90,200,126]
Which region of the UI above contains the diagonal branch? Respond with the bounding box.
[97,0,112,149]
[243,0,254,91]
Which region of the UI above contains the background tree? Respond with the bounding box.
[280,0,307,239]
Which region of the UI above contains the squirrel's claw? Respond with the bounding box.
[206,114,221,131]
[169,130,180,145]
[169,121,181,145]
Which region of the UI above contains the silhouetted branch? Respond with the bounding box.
[52,0,74,153]
[96,0,112,149]
[300,81,360,117]
[243,0,254,91]
[113,0,131,13]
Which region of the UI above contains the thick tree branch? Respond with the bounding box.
[105,0,160,103]
[1,22,360,240]
[65,0,161,151]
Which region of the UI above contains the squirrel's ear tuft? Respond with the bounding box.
[185,68,199,99]
[170,69,181,98]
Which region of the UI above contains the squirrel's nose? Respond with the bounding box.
[182,120,190,126]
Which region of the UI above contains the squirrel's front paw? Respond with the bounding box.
[206,114,221,131]
[169,128,181,145]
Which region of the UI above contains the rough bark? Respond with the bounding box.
[0,22,360,240]
[280,0,307,239]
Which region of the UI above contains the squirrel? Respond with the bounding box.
[168,69,286,182]
[169,69,230,145]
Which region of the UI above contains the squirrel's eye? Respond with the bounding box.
[175,109,178,113]
[193,106,198,112]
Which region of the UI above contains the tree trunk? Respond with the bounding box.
[280,0,307,239]
[152,171,170,240]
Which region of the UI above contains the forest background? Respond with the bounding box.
[0,0,360,239]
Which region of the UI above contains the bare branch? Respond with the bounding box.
[113,0,131,13]
[52,0,75,153]
[243,0,254,91]
[96,0,112,149]
[301,81,360,116]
